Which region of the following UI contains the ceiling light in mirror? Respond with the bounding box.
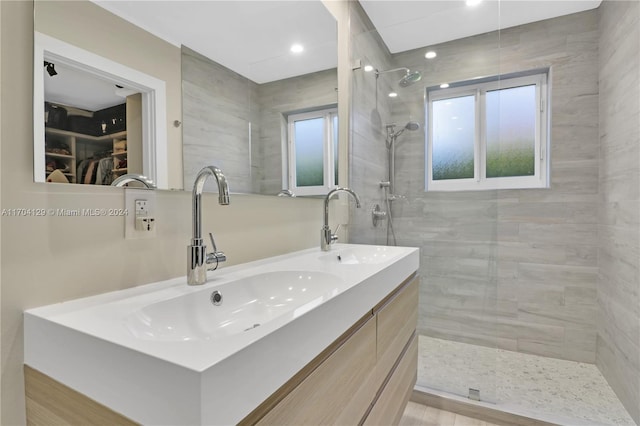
[364,65,374,72]
[425,51,437,59]
[388,92,398,98]
[290,44,304,54]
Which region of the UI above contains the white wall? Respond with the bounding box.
[0,2,324,424]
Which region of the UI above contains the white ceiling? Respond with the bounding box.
[49,0,602,111]
[359,0,603,54]
[44,61,133,111]
[92,0,338,84]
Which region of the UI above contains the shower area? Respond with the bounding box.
[347,1,639,425]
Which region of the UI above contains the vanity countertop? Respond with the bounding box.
[24,243,419,425]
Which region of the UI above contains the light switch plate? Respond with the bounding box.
[125,189,156,239]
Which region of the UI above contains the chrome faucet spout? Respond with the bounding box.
[321,187,361,251]
[111,173,156,189]
[188,166,230,285]
[192,166,229,243]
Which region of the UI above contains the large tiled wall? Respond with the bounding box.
[182,46,260,194]
[597,1,640,423]
[182,47,337,196]
[351,10,601,363]
[348,1,395,246]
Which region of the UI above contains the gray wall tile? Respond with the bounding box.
[597,2,640,422]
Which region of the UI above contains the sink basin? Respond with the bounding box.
[319,245,402,265]
[125,271,341,341]
[24,244,419,425]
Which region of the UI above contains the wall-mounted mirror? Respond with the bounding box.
[33,0,182,190]
[34,32,168,188]
[34,0,337,196]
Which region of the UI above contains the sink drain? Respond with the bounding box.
[244,323,261,332]
[210,290,223,306]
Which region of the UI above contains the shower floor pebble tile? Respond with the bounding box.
[418,336,636,426]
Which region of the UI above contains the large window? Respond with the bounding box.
[426,70,549,191]
[287,107,338,196]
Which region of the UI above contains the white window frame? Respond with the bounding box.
[286,107,338,196]
[426,70,550,191]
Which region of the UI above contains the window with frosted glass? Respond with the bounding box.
[426,70,549,191]
[287,107,338,196]
[432,95,475,180]
[293,117,324,187]
[486,85,536,178]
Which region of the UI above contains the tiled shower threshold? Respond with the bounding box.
[417,336,636,426]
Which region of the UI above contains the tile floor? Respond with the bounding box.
[400,401,500,426]
[417,336,636,426]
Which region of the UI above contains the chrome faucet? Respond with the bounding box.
[111,173,156,189]
[187,166,230,285]
[321,187,361,251]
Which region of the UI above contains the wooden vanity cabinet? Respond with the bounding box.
[246,273,419,426]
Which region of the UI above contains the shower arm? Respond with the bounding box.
[375,67,410,78]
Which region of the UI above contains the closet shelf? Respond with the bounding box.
[46,171,75,177]
[45,152,73,159]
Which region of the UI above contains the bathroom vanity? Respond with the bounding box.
[24,244,419,425]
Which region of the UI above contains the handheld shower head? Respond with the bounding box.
[385,121,420,148]
[404,121,420,131]
[389,121,420,138]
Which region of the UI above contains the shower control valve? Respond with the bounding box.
[372,204,387,227]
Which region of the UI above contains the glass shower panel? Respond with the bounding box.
[348,0,501,406]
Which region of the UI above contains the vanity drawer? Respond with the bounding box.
[256,316,377,426]
[363,333,418,426]
[375,276,418,384]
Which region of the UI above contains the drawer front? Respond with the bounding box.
[376,277,418,382]
[363,333,418,426]
[257,318,377,426]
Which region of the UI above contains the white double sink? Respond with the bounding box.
[24,243,419,425]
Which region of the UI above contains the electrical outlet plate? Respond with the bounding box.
[125,189,156,239]
[135,199,149,217]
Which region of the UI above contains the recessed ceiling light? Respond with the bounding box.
[466,0,482,6]
[425,51,437,59]
[290,44,304,54]
[388,92,398,98]
[440,83,450,89]
[364,65,374,72]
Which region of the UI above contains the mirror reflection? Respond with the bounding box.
[42,61,143,185]
[34,0,177,189]
[34,0,337,195]
[182,47,338,195]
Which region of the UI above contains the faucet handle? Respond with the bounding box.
[208,232,218,252]
[207,233,227,268]
[331,224,341,243]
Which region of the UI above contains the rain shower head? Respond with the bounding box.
[376,67,423,88]
[399,70,422,87]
